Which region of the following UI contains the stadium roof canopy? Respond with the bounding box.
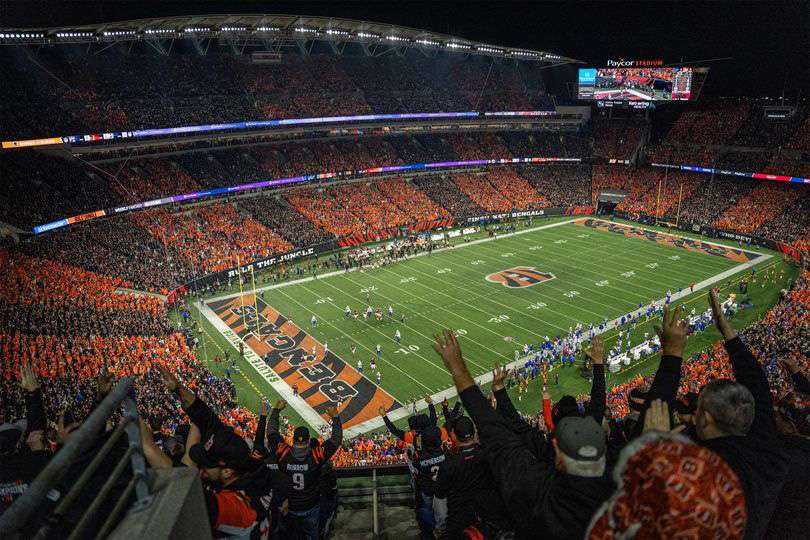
[0,14,581,64]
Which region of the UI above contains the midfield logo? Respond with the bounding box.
[485,266,556,288]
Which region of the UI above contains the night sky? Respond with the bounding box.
[2,1,808,97]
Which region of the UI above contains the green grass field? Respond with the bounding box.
[174,217,797,433]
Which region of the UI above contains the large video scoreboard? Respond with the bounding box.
[578,60,694,108]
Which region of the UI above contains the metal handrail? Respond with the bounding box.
[0,378,152,539]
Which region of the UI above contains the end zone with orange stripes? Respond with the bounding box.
[577,218,763,263]
[208,294,400,429]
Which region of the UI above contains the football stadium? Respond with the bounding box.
[1,2,808,539]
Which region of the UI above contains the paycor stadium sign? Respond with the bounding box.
[606,59,664,67]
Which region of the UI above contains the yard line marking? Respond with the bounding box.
[357,248,773,435]
[274,282,432,395]
[205,217,581,303]
[301,276,457,376]
[336,269,511,372]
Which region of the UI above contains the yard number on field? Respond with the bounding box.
[395,344,421,355]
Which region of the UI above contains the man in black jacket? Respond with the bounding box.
[634,293,791,540]
[434,416,512,539]
[413,425,447,539]
[157,365,267,539]
[266,400,342,540]
[693,290,789,540]
[432,330,614,540]
[0,362,50,519]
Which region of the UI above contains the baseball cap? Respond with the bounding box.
[552,395,580,425]
[628,388,647,413]
[293,426,310,445]
[189,429,254,472]
[554,416,606,462]
[452,416,476,441]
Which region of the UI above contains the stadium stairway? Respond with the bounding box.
[331,475,420,539]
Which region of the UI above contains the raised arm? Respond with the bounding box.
[159,365,224,437]
[378,406,407,441]
[322,407,343,461]
[253,411,268,456]
[19,362,46,451]
[426,396,438,426]
[266,400,286,450]
[432,329,552,527]
[585,337,606,423]
[781,357,810,396]
[632,304,686,438]
[710,290,775,434]
[491,363,527,431]
[139,418,173,469]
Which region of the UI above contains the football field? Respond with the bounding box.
[197,217,771,435]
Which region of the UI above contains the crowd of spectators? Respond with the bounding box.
[645,142,718,167]
[670,175,759,227]
[715,182,804,234]
[2,48,550,144]
[19,216,188,294]
[132,203,293,276]
[447,133,514,161]
[607,270,810,430]
[592,116,644,160]
[517,164,590,207]
[0,152,118,229]
[756,187,810,253]
[286,188,365,238]
[486,169,548,209]
[238,195,333,248]
[717,150,775,172]
[452,173,513,212]
[663,99,751,146]
[412,175,486,218]
[375,179,452,223]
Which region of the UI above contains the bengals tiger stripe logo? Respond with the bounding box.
[486,266,556,288]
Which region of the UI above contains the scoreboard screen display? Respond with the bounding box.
[578,67,693,102]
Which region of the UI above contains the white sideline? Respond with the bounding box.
[207,217,580,303]
[199,218,770,435]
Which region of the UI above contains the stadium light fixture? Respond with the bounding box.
[256,26,280,32]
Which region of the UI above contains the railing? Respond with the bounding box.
[0,378,153,540]
[335,464,412,537]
